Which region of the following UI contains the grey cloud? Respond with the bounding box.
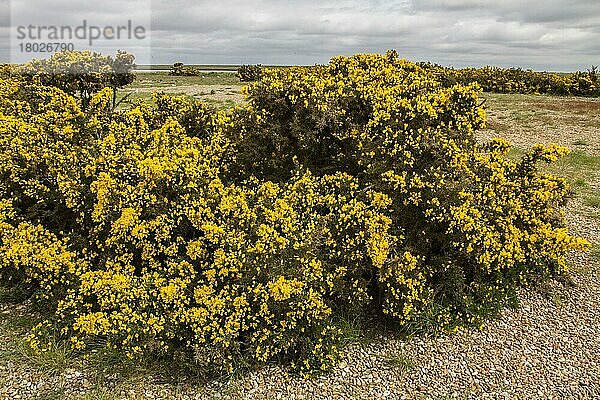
[1,0,599,71]
[146,0,599,70]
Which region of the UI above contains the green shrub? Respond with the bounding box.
[234,51,589,325]
[169,62,201,76]
[420,62,599,97]
[18,50,136,109]
[236,64,263,82]
[0,76,395,373]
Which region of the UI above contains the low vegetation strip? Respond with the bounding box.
[421,62,600,97]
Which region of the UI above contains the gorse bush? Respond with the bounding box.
[233,51,484,181]
[0,51,589,374]
[19,50,136,109]
[169,62,201,76]
[233,51,589,323]
[237,64,263,82]
[0,76,391,372]
[420,62,599,97]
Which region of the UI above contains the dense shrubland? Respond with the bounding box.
[0,51,589,375]
[421,63,599,97]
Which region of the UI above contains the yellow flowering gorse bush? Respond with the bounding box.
[234,50,589,325]
[0,52,589,373]
[420,63,599,97]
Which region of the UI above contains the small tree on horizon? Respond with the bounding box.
[19,50,136,109]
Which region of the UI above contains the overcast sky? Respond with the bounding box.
[2,0,599,71]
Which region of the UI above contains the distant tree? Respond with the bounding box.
[169,62,200,76]
[19,50,136,109]
[237,64,263,82]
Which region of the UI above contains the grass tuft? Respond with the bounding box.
[11,338,74,375]
[584,194,600,209]
[556,151,600,170]
[590,244,600,262]
[383,352,415,374]
[80,387,117,400]
[573,139,589,146]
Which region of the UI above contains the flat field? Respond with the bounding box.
[1,76,599,399]
[118,72,244,109]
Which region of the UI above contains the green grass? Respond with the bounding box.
[0,325,74,375]
[202,98,239,110]
[0,290,167,397]
[483,92,600,137]
[131,72,241,88]
[555,151,600,170]
[332,312,375,347]
[548,151,600,214]
[0,303,79,398]
[508,109,548,125]
[506,146,527,160]
[333,316,365,345]
[115,72,245,109]
[383,352,415,374]
[117,93,241,111]
[0,291,242,394]
[590,244,600,262]
[573,178,588,188]
[548,151,600,186]
[585,195,600,209]
[485,119,510,134]
[573,139,589,146]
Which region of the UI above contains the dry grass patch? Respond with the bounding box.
[479,93,600,154]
